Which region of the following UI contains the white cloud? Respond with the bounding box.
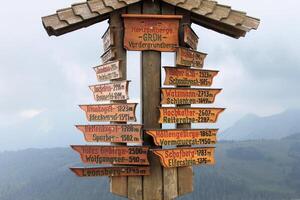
[19,109,44,119]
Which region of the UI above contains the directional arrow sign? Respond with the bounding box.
[79,103,137,122]
[145,129,218,146]
[70,166,150,177]
[71,145,149,165]
[164,67,218,87]
[176,47,206,68]
[152,147,215,168]
[158,107,225,124]
[89,81,129,101]
[75,124,142,144]
[93,60,121,82]
[161,88,221,105]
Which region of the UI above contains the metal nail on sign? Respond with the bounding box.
[164,67,219,87]
[122,14,182,52]
[152,147,215,168]
[93,60,121,82]
[183,25,199,50]
[145,129,218,146]
[89,81,129,101]
[71,145,150,165]
[70,166,150,177]
[75,125,142,144]
[158,107,225,124]
[161,88,222,105]
[79,103,137,122]
[102,27,115,52]
[176,47,207,68]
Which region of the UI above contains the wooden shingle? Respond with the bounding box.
[41,0,260,38]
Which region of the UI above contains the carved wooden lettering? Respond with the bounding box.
[93,60,121,82]
[71,145,149,165]
[89,81,129,101]
[102,27,114,51]
[123,14,182,52]
[75,124,142,143]
[183,25,198,50]
[79,103,137,122]
[153,147,215,168]
[161,88,221,105]
[70,166,150,177]
[164,67,218,87]
[158,107,225,124]
[145,129,218,146]
[176,47,206,68]
[101,48,116,63]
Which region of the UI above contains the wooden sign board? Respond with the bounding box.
[183,25,199,50]
[70,166,150,177]
[93,60,121,82]
[152,147,215,168]
[102,27,114,52]
[176,47,207,68]
[164,67,218,87]
[122,14,182,52]
[158,107,225,124]
[75,124,142,143]
[101,48,116,63]
[89,81,129,102]
[71,145,149,165]
[145,129,218,146]
[79,103,137,122]
[161,88,221,105]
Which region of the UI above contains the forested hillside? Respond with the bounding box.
[1,135,300,200]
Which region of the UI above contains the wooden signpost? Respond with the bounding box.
[153,147,215,168]
[75,125,142,143]
[161,88,222,105]
[176,47,207,68]
[101,48,116,63]
[159,107,225,124]
[123,14,182,52]
[102,27,115,52]
[42,0,259,199]
[164,67,219,87]
[145,129,218,146]
[183,25,199,50]
[79,103,137,122]
[70,167,150,177]
[93,60,121,82]
[89,81,129,101]
[71,145,149,165]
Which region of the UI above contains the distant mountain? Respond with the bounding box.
[1,138,300,200]
[221,109,300,141]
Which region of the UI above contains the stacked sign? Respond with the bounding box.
[144,25,225,168]
[70,27,150,177]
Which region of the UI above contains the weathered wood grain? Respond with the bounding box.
[126,3,144,200]
[142,1,163,200]
[109,8,128,198]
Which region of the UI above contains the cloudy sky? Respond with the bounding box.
[0,0,299,151]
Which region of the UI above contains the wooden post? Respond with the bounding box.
[161,3,178,200]
[141,1,163,200]
[109,9,128,198]
[175,7,194,196]
[126,4,144,200]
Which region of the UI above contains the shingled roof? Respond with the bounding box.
[42,0,260,38]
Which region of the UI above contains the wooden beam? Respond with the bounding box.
[161,3,178,200]
[109,8,128,198]
[141,1,163,200]
[175,7,194,197]
[126,3,144,200]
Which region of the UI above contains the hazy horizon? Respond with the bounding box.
[1,0,300,151]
